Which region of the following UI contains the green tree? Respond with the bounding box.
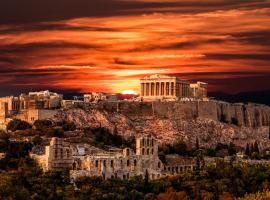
[62,121,76,131]
[34,119,52,131]
[195,137,200,150]
[228,142,237,156]
[245,143,250,156]
[0,130,9,152]
[7,119,32,132]
[254,141,259,154]
[32,135,43,145]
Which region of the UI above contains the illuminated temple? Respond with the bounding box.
[140,74,207,101]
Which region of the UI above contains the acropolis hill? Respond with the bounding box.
[54,100,270,150]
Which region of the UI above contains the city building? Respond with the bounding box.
[20,90,63,110]
[84,93,107,103]
[140,74,208,101]
[0,96,20,115]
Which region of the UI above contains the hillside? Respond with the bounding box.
[52,100,270,150]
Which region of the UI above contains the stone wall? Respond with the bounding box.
[98,101,270,127]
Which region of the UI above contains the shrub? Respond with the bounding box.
[33,120,52,131]
[62,122,76,131]
[7,119,32,132]
[231,117,239,126]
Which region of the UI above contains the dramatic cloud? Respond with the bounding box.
[0,0,270,95]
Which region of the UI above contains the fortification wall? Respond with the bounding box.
[98,101,270,127]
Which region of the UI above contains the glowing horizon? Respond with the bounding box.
[0,0,270,95]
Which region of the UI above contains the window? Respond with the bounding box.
[151,148,154,155]
[103,160,106,167]
[66,149,70,158]
[126,149,130,156]
[95,160,99,167]
[111,160,114,168]
[60,149,63,159]
[134,159,137,167]
[127,160,130,167]
[151,139,154,146]
[142,148,145,155]
[54,149,58,159]
[147,148,149,155]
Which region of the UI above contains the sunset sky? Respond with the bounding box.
[0,0,270,95]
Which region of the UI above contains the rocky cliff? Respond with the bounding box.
[53,100,270,150]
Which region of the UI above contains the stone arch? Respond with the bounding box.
[111,160,114,168]
[72,162,76,170]
[126,148,130,156]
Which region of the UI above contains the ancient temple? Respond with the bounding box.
[140,74,194,101]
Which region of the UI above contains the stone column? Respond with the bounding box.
[159,82,161,96]
[154,82,156,96]
[146,82,149,96]
[144,82,147,96]
[141,83,144,96]
[169,82,172,96]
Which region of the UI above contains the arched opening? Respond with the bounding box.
[134,159,137,167]
[127,159,130,167]
[66,149,70,158]
[60,148,63,159]
[95,160,99,168]
[54,149,58,159]
[111,160,114,168]
[126,148,130,156]
[72,162,76,170]
[142,138,145,147]
[142,148,145,155]
[151,148,154,155]
[147,148,149,155]
[103,160,106,167]
[152,139,154,146]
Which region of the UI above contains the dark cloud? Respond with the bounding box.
[0,41,101,54]
[0,23,120,34]
[232,30,270,47]
[206,53,270,61]
[0,0,269,25]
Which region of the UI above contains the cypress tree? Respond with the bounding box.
[196,137,200,150]
[245,143,250,156]
[254,141,259,154]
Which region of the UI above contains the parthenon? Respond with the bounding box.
[140,74,207,101]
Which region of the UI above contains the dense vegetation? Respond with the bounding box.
[2,130,270,199]
[2,147,270,199]
[7,119,32,132]
[84,127,136,150]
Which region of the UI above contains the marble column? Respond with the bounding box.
[141,83,144,96]
[169,82,172,96]
[154,82,156,96]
